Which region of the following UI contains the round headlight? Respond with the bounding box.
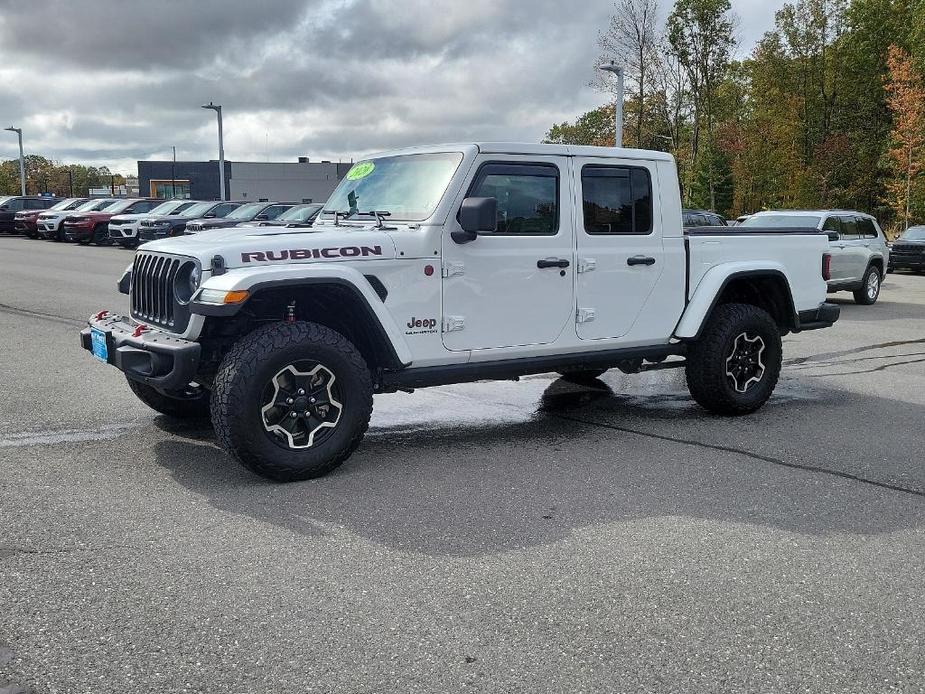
[189,265,201,294]
[174,262,200,304]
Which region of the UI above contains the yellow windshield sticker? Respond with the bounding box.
[346,161,375,180]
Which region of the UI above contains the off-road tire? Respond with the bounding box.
[211,321,373,482]
[557,368,608,383]
[126,377,211,419]
[685,303,782,415]
[853,265,881,305]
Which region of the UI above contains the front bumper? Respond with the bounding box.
[14,221,35,234]
[109,224,138,243]
[63,224,92,241]
[138,228,171,241]
[796,302,840,332]
[889,255,925,270]
[80,312,200,391]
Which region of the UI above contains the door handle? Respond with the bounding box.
[537,258,570,269]
[627,255,656,266]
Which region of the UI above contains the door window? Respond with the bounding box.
[822,217,841,234]
[466,163,559,235]
[582,166,652,235]
[839,217,859,240]
[858,217,878,239]
[3,198,25,211]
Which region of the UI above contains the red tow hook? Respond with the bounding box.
[131,323,150,338]
[93,310,111,321]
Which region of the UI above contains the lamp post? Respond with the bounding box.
[201,102,225,201]
[4,126,26,195]
[597,62,625,148]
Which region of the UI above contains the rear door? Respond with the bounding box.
[573,156,664,340]
[441,157,574,351]
[822,215,851,282]
[839,216,870,282]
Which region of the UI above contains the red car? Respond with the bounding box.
[63,198,160,245]
[15,197,88,238]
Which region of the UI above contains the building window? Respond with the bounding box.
[149,180,191,199]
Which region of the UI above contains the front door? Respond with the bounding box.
[441,157,574,351]
[573,157,664,340]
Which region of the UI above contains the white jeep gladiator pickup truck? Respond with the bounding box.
[81,143,839,481]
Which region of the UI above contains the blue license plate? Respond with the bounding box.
[90,328,109,363]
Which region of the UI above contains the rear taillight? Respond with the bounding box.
[822,253,831,281]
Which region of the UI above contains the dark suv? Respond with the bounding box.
[0,196,58,233]
[888,226,925,273]
[184,201,295,233]
[137,200,242,241]
[682,209,727,228]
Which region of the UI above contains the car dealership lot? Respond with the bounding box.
[1,236,924,693]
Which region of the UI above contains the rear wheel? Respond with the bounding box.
[853,265,881,305]
[126,378,211,419]
[686,303,782,415]
[211,321,373,482]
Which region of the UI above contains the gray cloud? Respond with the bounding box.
[0,0,784,173]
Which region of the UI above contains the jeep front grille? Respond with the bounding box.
[130,252,194,333]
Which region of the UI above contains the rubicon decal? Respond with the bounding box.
[241,245,383,262]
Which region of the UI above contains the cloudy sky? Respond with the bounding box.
[0,0,784,175]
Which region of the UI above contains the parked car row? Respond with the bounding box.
[1,194,323,249]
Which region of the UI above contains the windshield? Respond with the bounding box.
[227,203,265,220]
[278,204,323,222]
[900,227,925,240]
[324,153,464,221]
[182,202,219,218]
[102,200,131,213]
[49,199,75,211]
[739,213,821,228]
[78,199,115,212]
[149,200,194,215]
[0,196,12,206]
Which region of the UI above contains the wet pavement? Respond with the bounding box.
[1,236,924,693]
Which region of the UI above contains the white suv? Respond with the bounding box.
[740,210,889,305]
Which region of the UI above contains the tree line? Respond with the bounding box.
[0,155,126,197]
[545,0,925,234]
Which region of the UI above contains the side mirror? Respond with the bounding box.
[204,213,216,218]
[826,231,839,242]
[453,197,497,244]
[255,214,269,220]
[0,205,8,211]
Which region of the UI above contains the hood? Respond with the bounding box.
[139,224,398,269]
[111,212,154,222]
[188,217,234,229]
[40,210,75,219]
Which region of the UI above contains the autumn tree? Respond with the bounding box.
[883,44,925,230]
[596,0,660,147]
[544,105,617,146]
[666,0,736,208]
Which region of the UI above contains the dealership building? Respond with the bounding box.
[137,158,352,202]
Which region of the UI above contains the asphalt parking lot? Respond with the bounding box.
[1,236,924,694]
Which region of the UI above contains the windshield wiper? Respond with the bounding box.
[364,210,392,228]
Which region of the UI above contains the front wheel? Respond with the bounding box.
[685,303,782,415]
[853,266,881,305]
[92,224,110,246]
[210,321,373,482]
[126,378,211,419]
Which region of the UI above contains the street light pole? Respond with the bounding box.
[201,102,225,201]
[4,126,26,195]
[597,62,625,148]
